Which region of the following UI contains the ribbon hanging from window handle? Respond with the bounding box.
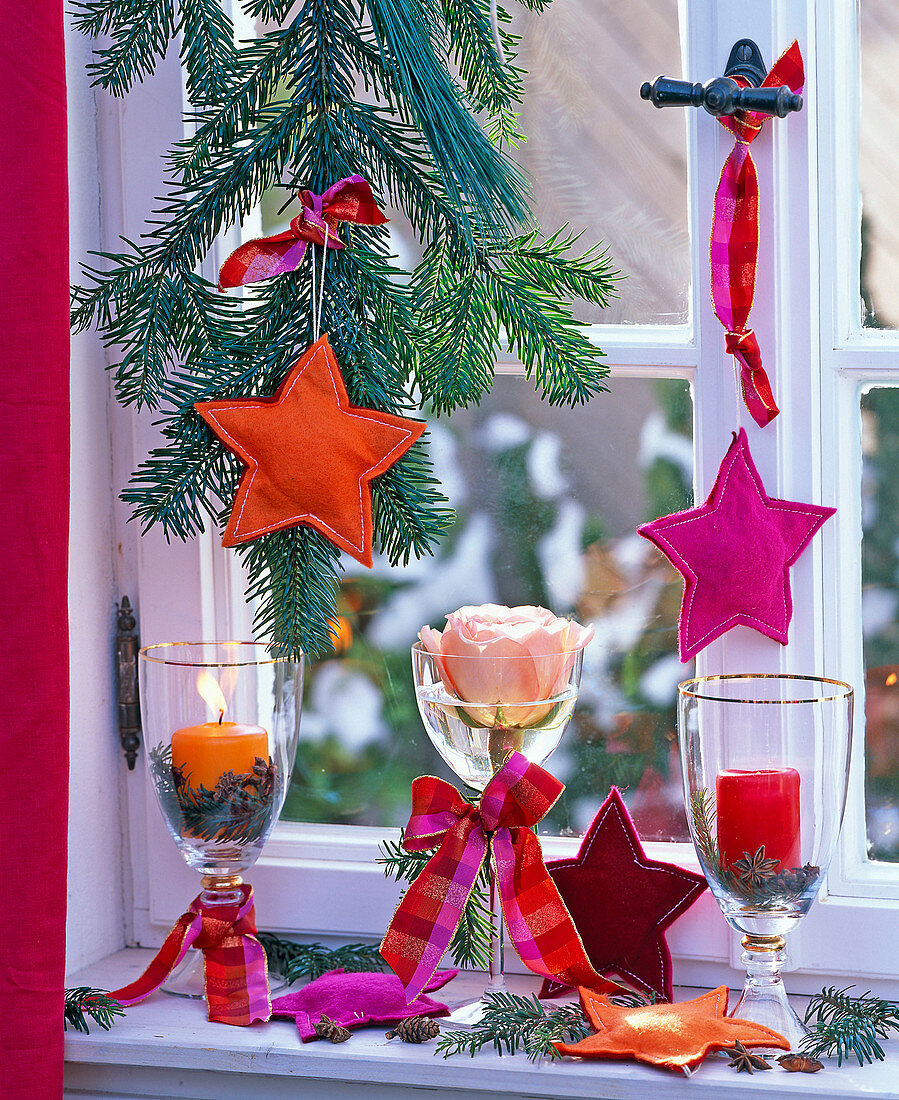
[218,175,388,290]
[108,883,271,1025]
[710,40,804,428]
[380,752,622,1004]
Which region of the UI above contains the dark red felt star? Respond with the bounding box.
[195,336,426,566]
[637,428,835,661]
[540,788,706,1002]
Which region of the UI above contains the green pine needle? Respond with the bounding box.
[436,992,592,1060]
[801,986,899,1067]
[64,988,126,1034]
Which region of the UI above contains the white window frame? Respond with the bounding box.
[104,0,899,995]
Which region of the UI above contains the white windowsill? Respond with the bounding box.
[64,949,899,1100]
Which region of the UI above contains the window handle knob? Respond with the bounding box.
[640,38,803,119]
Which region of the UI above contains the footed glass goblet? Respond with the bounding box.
[412,641,584,1025]
[139,642,303,996]
[677,674,852,1046]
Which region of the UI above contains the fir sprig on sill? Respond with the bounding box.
[801,986,899,1067]
[257,934,385,984]
[436,992,591,1060]
[378,830,494,971]
[64,988,125,1034]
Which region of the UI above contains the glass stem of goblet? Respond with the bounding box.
[485,859,507,995]
[734,933,807,1049]
[200,872,243,907]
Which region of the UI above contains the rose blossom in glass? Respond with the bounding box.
[419,604,594,729]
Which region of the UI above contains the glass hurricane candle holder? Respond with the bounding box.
[412,641,584,1025]
[139,642,303,995]
[677,674,852,1046]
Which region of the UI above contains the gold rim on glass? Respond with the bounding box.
[677,673,853,705]
[139,641,297,667]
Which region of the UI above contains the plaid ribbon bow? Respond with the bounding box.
[218,174,388,290]
[710,40,804,428]
[108,883,271,1026]
[380,752,620,1003]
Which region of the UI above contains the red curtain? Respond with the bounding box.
[0,0,70,1095]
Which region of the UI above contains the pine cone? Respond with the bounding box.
[385,1015,440,1043]
[213,770,244,803]
[250,756,277,799]
[313,1013,352,1043]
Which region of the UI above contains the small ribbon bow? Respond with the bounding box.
[218,175,388,290]
[710,40,804,428]
[380,752,620,1003]
[108,883,271,1026]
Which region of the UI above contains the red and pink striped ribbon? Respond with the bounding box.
[380,752,621,1003]
[109,883,271,1026]
[709,40,804,427]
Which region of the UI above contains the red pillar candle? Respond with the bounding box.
[716,769,801,870]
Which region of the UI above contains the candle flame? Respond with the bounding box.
[196,671,227,720]
[887,673,898,687]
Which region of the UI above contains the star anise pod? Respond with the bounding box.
[171,762,187,792]
[778,1053,824,1073]
[731,845,780,890]
[724,1041,772,1073]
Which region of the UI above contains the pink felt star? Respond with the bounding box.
[637,429,835,662]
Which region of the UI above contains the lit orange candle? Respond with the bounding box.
[171,671,268,791]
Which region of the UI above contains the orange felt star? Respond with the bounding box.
[555,986,789,1072]
[195,335,426,566]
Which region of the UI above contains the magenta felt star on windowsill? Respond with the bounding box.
[271,968,457,1042]
[637,429,835,662]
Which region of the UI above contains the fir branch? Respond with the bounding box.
[257,933,385,983]
[410,232,499,413]
[500,228,621,307]
[71,0,148,38]
[74,0,620,656]
[64,989,126,1034]
[364,0,529,235]
[436,992,591,1060]
[372,450,454,567]
[378,832,432,882]
[179,0,236,105]
[801,986,899,1067]
[241,527,343,659]
[85,0,177,97]
[486,263,609,408]
[439,0,524,147]
[240,0,296,20]
[689,788,724,882]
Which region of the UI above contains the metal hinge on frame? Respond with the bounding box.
[116,596,141,769]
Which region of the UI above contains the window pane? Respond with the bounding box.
[860,2,899,328]
[257,1,690,327]
[513,0,690,324]
[861,388,899,861]
[283,377,694,841]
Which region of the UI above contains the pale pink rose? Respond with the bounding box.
[418,604,594,727]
